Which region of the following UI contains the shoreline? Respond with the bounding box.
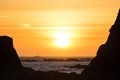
[0,70,80,80]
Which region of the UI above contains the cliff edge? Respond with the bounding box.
[80,9,120,80]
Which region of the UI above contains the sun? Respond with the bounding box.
[55,39,70,47]
[53,32,71,47]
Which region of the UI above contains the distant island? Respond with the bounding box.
[20,56,92,62]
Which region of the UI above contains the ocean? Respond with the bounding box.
[22,61,90,74]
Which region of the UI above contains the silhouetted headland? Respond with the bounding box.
[80,9,120,80]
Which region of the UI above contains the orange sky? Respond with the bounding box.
[0,0,120,57]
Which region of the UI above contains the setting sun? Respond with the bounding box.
[55,39,70,47]
[53,32,71,47]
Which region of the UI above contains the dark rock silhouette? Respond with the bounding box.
[80,9,120,80]
[0,36,23,72]
[0,36,34,73]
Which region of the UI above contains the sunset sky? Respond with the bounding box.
[0,0,120,57]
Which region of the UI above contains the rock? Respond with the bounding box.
[65,64,88,69]
[80,9,120,80]
[0,36,23,72]
[0,36,34,73]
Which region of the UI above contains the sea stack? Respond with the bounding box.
[80,9,120,80]
[0,36,34,73]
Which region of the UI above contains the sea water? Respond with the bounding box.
[22,61,90,74]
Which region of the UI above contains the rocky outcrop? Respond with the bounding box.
[0,36,34,73]
[80,9,120,80]
[0,36,23,72]
[65,64,88,69]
